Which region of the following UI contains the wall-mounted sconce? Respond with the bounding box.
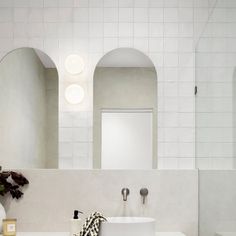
[65,55,85,75]
[65,84,85,104]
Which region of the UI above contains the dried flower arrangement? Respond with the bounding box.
[0,167,29,199]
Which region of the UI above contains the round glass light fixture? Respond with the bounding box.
[65,84,85,104]
[65,54,85,75]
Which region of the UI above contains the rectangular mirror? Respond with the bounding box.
[101,109,153,169]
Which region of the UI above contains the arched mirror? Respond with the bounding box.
[93,48,157,169]
[0,48,58,169]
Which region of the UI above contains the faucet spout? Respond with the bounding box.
[121,188,130,201]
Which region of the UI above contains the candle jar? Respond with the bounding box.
[2,219,17,236]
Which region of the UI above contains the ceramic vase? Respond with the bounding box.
[0,203,6,233]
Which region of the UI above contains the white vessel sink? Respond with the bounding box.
[99,217,156,236]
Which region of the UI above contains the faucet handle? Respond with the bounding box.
[140,188,148,204]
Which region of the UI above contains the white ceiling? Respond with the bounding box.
[34,49,56,68]
[97,48,155,68]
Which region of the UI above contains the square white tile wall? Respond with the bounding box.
[195,0,236,169]
[0,0,217,169]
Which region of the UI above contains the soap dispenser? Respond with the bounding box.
[70,210,83,236]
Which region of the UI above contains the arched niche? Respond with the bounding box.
[93,48,157,169]
[0,47,59,169]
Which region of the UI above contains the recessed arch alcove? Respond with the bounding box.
[93,48,157,169]
[0,47,59,169]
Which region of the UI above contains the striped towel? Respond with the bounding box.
[78,212,106,236]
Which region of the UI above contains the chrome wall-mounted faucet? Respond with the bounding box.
[121,188,130,201]
[140,188,148,204]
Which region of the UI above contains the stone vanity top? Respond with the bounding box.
[215,233,236,236]
[18,234,69,236]
[0,234,69,236]
[0,232,186,236]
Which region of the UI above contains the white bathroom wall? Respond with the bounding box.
[195,1,236,169]
[199,170,236,236]
[2,170,198,236]
[194,0,218,43]
[0,0,215,169]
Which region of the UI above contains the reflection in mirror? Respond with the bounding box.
[93,48,157,169]
[0,48,58,169]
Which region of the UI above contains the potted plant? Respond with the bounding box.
[0,166,29,232]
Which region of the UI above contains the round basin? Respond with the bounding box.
[99,217,156,236]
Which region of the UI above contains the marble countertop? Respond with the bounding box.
[215,233,236,236]
[1,234,69,236]
[0,232,186,236]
